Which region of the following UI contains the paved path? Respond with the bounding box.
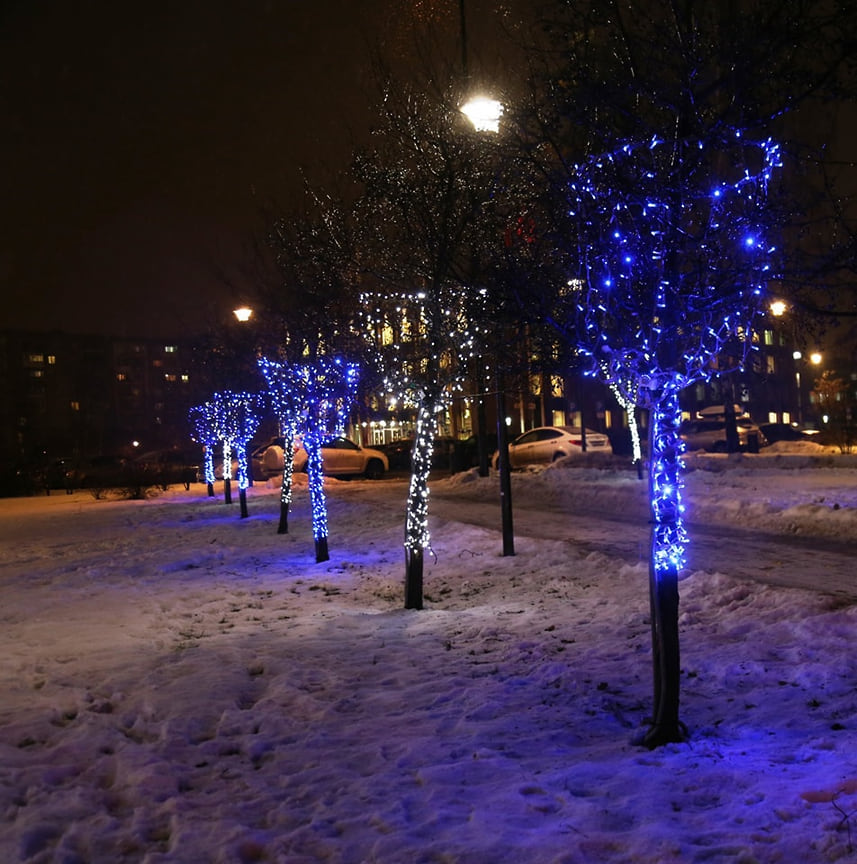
[425,493,857,601]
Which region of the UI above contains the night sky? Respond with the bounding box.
[2,1,513,339]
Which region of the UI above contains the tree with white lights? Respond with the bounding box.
[352,82,507,609]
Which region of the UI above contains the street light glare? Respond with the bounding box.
[234,307,253,323]
[461,97,503,133]
[769,299,787,317]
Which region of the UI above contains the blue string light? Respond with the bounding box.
[188,404,219,486]
[565,133,781,581]
[258,355,359,554]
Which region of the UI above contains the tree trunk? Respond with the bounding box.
[496,381,515,557]
[404,547,424,610]
[724,388,740,452]
[223,478,232,505]
[278,501,290,534]
[239,488,248,519]
[315,535,330,564]
[306,432,329,563]
[207,481,215,498]
[277,441,295,535]
[403,402,435,609]
[642,392,685,748]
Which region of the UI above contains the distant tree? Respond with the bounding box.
[257,357,304,535]
[813,369,857,453]
[257,355,358,560]
[259,193,367,553]
[199,391,265,516]
[188,403,219,497]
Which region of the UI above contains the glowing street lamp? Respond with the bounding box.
[233,306,253,323]
[460,96,503,133]
[810,351,823,366]
[769,299,787,317]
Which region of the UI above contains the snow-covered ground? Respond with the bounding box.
[2,440,857,863]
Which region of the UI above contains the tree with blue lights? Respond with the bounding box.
[257,357,303,535]
[189,391,264,515]
[188,403,219,498]
[513,0,857,746]
[257,354,358,561]
[261,191,368,558]
[212,390,265,518]
[561,134,781,746]
[224,391,265,519]
[300,356,360,564]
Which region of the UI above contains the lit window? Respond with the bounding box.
[117,373,127,382]
[164,373,177,382]
[766,355,776,374]
[165,345,177,353]
[30,369,44,378]
[28,353,44,364]
[152,359,163,367]
[70,401,80,411]
[181,374,189,383]
[47,355,56,365]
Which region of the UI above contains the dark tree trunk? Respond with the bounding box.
[496,383,515,557]
[278,501,290,534]
[644,544,682,748]
[239,488,248,518]
[642,394,685,748]
[476,367,489,477]
[223,478,232,505]
[207,481,215,497]
[724,390,740,453]
[404,547,424,610]
[315,535,329,563]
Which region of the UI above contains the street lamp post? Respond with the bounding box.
[461,94,514,556]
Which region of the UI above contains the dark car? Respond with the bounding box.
[376,436,459,471]
[376,439,414,470]
[134,449,200,489]
[758,423,815,444]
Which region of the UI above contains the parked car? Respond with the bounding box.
[134,449,200,488]
[258,436,389,480]
[458,433,499,471]
[492,425,612,469]
[377,436,459,471]
[375,439,414,471]
[758,423,816,444]
[680,406,767,452]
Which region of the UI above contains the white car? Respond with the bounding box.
[492,425,612,469]
[258,437,389,480]
[679,405,767,452]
